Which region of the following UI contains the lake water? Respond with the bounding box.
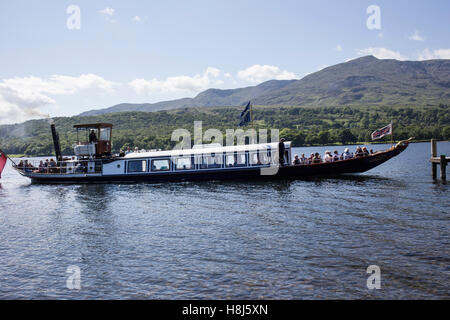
[0,142,449,299]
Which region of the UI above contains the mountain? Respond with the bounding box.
[79,56,450,116]
[254,56,450,106]
[79,80,296,116]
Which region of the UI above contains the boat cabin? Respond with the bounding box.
[73,123,113,158]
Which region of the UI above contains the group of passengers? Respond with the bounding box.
[17,158,59,173]
[292,146,373,165]
[16,160,35,172]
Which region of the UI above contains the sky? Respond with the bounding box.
[0,0,449,124]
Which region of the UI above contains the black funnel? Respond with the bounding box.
[50,123,62,161]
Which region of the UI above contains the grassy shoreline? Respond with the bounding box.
[7,154,26,158]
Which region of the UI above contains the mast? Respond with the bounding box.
[250,102,254,129]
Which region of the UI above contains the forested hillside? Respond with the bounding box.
[1,105,449,156]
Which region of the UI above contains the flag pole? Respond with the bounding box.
[390,121,393,147]
[250,102,254,129]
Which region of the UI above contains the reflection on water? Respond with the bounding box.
[0,142,449,299]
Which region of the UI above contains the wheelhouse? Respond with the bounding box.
[73,123,113,158]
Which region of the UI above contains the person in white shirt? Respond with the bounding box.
[324,150,333,163]
[342,148,352,160]
[300,154,307,164]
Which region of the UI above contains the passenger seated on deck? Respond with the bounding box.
[27,160,35,172]
[307,153,314,164]
[355,147,364,157]
[36,161,45,173]
[312,153,322,164]
[18,160,24,170]
[333,150,340,162]
[300,154,306,164]
[324,150,333,163]
[23,160,31,172]
[341,148,352,160]
[49,159,57,173]
[362,147,370,156]
[43,159,49,172]
[293,154,301,165]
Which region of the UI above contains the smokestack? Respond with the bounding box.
[50,123,62,161]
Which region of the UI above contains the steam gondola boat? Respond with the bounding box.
[2,123,411,184]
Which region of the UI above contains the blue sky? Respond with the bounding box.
[0,0,449,124]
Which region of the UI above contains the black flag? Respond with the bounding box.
[239,111,251,126]
[240,101,251,117]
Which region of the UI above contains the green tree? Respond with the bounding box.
[317,130,330,145]
[339,129,356,144]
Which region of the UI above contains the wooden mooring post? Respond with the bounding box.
[430,139,448,181]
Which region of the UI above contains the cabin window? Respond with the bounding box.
[151,159,170,171]
[250,152,261,166]
[250,151,271,166]
[200,153,222,169]
[128,160,147,172]
[174,156,193,170]
[226,152,247,167]
[100,127,111,141]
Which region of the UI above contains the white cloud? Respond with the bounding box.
[1,74,116,96]
[357,47,407,60]
[0,74,117,124]
[129,67,223,95]
[418,48,450,60]
[99,7,115,22]
[409,30,424,41]
[237,65,296,83]
[132,16,142,22]
[0,92,50,125]
[99,7,115,16]
[335,44,343,52]
[356,47,450,61]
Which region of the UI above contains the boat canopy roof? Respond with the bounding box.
[73,123,113,129]
[124,141,291,159]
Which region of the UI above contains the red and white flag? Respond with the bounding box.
[371,123,392,140]
[0,150,7,178]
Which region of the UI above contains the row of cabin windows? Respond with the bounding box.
[126,151,275,173]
